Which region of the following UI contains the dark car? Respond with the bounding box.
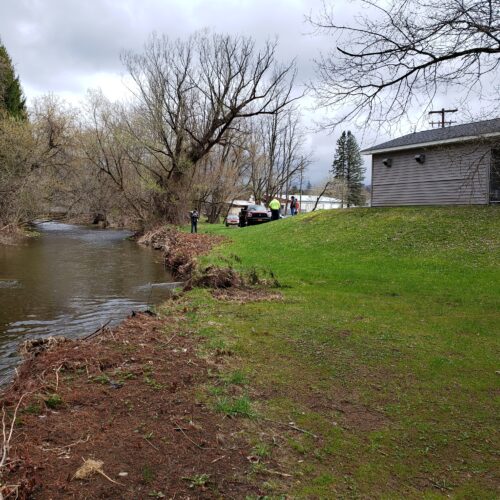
[245,204,272,226]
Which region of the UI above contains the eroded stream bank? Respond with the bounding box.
[0,226,269,499]
[0,222,171,382]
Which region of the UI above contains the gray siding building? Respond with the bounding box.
[362,119,500,206]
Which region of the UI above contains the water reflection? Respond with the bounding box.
[0,222,171,381]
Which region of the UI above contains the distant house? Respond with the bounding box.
[227,199,254,216]
[362,118,500,206]
[290,195,342,213]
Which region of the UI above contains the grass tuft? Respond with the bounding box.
[214,395,255,418]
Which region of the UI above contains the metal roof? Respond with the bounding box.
[362,118,500,155]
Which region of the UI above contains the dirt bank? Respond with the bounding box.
[0,225,39,246]
[138,226,225,280]
[0,227,265,498]
[1,311,264,499]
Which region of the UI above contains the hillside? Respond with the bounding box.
[190,206,499,497]
[3,206,498,498]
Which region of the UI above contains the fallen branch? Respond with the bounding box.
[41,435,90,456]
[264,468,293,477]
[0,483,20,500]
[0,393,29,470]
[173,422,213,450]
[82,320,112,341]
[144,437,159,451]
[54,364,63,391]
[164,333,178,346]
[262,418,319,439]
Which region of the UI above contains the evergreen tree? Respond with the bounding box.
[331,130,365,207]
[0,42,27,120]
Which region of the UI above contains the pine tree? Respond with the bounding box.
[331,131,365,207]
[0,42,27,120]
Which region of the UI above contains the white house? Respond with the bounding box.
[291,195,342,213]
[226,199,254,216]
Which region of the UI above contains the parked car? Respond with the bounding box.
[225,214,239,227]
[245,204,271,226]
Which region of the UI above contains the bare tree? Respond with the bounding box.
[312,179,332,211]
[30,95,76,170]
[78,91,149,224]
[121,31,298,222]
[246,106,309,203]
[193,138,249,223]
[0,117,37,227]
[309,0,500,128]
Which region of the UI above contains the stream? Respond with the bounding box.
[0,222,172,383]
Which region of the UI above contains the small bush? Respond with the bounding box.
[183,473,210,488]
[23,403,42,415]
[44,394,63,409]
[144,375,164,390]
[91,375,110,385]
[253,443,271,458]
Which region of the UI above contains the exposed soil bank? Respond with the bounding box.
[1,312,263,499]
[0,225,39,246]
[0,226,264,498]
[138,226,226,281]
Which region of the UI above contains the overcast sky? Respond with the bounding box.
[0,0,367,184]
[0,0,473,186]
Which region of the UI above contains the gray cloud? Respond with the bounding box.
[0,0,371,183]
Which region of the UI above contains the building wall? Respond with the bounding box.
[371,142,491,206]
[300,201,342,213]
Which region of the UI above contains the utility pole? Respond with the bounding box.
[299,162,303,214]
[429,108,458,128]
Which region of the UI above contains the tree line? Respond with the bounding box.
[4,0,492,230]
[0,32,311,230]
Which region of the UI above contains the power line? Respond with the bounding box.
[429,108,458,128]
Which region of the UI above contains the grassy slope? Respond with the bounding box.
[181,207,499,498]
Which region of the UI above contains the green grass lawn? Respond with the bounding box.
[177,206,500,498]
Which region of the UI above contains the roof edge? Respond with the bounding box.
[361,131,500,155]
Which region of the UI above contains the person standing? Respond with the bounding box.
[269,198,281,221]
[290,195,296,216]
[190,209,199,233]
[238,207,247,227]
[294,198,300,214]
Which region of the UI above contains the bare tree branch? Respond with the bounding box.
[309,0,500,129]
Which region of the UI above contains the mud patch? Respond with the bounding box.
[333,399,388,432]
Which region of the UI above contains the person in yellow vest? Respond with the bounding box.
[269,198,281,221]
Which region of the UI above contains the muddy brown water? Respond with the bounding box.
[0,222,172,383]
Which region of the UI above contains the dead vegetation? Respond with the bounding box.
[0,227,290,498]
[138,226,225,280]
[139,226,281,293]
[0,312,265,499]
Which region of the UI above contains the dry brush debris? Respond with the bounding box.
[138,226,225,280]
[0,312,265,499]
